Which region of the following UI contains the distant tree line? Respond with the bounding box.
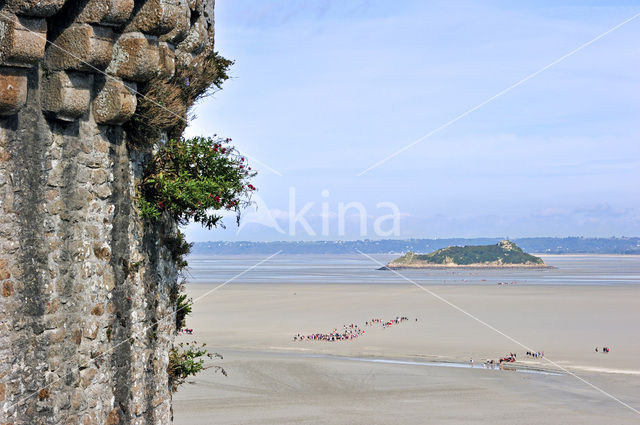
[190,237,640,255]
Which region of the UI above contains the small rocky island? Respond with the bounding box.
[384,240,550,269]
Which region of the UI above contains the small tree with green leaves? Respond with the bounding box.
[138,135,257,229]
[168,342,226,392]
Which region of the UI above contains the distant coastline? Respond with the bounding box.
[191,237,640,255]
[380,264,554,270]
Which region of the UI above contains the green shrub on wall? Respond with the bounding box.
[138,136,257,229]
[168,342,226,392]
[175,293,192,330]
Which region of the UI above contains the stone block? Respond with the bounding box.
[159,3,191,44]
[0,259,10,280]
[3,0,66,17]
[125,0,189,36]
[90,303,104,316]
[92,242,112,260]
[0,14,47,67]
[72,329,82,345]
[103,272,115,291]
[176,13,208,56]
[107,407,122,425]
[70,388,86,410]
[46,328,65,344]
[77,0,135,26]
[107,32,160,82]
[79,368,98,388]
[45,25,114,72]
[92,77,137,125]
[0,67,27,116]
[157,42,175,78]
[84,321,99,340]
[2,281,14,297]
[41,71,92,121]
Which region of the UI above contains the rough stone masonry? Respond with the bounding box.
[0,1,215,423]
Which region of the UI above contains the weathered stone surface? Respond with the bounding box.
[158,41,176,78]
[2,0,66,18]
[83,321,99,340]
[175,13,210,67]
[79,368,97,388]
[0,260,10,280]
[70,388,85,410]
[0,68,27,116]
[92,77,137,125]
[41,71,91,121]
[1,280,13,297]
[125,0,189,36]
[72,329,82,345]
[159,3,191,44]
[0,14,47,67]
[90,303,104,316]
[45,25,114,72]
[107,32,160,82]
[46,329,65,344]
[0,1,217,423]
[77,0,136,26]
[107,407,122,425]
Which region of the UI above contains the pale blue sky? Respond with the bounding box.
[184,0,640,241]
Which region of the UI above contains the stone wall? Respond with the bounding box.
[0,1,215,423]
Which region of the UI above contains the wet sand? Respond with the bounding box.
[173,281,640,424]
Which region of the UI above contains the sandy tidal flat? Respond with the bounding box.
[173,256,640,424]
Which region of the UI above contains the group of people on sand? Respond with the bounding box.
[180,328,194,334]
[294,316,414,343]
[482,358,514,369]
[471,353,516,369]
[365,316,412,328]
[595,346,610,353]
[293,323,364,342]
[486,353,516,365]
[474,350,550,368]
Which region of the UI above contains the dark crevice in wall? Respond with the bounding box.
[190,9,200,26]
[126,0,147,31]
[46,0,92,44]
[142,221,160,424]
[9,65,50,421]
[108,127,133,425]
[52,117,87,413]
[12,67,47,319]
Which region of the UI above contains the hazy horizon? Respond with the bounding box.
[190,235,640,243]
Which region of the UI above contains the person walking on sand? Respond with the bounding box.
[470,358,474,367]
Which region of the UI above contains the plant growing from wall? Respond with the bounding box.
[129,50,252,392]
[168,342,226,392]
[175,293,192,330]
[164,229,192,272]
[127,51,233,145]
[138,135,257,229]
[138,135,256,389]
